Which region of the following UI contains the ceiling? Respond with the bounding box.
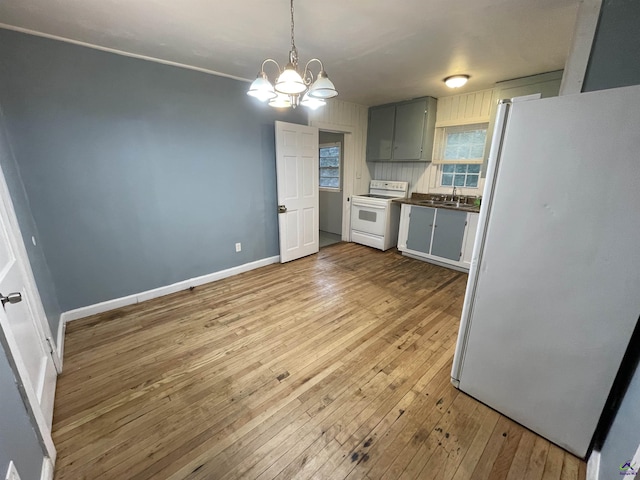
[0,0,580,106]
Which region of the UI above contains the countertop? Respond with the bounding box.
[393,193,481,213]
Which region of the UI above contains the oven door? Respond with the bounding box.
[351,200,388,236]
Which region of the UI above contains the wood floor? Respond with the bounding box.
[52,243,586,480]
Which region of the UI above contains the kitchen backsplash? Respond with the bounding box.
[372,161,485,196]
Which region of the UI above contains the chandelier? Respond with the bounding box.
[247,0,338,110]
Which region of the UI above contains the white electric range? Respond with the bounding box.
[351,180,409,251]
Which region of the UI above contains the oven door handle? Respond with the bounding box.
[352,203,386,210]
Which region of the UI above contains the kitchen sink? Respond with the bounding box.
[415,199,479,211]
[417,200,459,207]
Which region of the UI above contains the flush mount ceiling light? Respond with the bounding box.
[247,0,338,109]
[444,75,470,89]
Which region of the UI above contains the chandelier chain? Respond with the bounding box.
[290,0,296,50]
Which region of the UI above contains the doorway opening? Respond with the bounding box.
[319,131,344,248]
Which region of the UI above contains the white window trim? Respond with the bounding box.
[319,142,341,192]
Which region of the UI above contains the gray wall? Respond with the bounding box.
[319,131,343,235]
[582,0,640,92]
[0,340,44,480]
[0,29,306,312]
[583,1,640,476]
[0,106,61,338]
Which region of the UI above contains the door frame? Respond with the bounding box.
[0,156,59,462]
[309,121,355,242]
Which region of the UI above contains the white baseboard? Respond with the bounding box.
[587,450,600,480]
[60,256,280,324]
[40,456,54,480]
[56,315,65,369]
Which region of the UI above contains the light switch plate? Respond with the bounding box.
[5,461,21,480]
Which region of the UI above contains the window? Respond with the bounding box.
[441,164,481,188]
[319,143,341,189]
[434,123,488,164]
[433,123,487,189]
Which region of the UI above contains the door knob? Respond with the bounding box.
[278,205,287,214]
[1,292,22,307]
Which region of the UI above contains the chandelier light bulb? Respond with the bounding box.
[275,64,307,95]
[247,73,277,102]
[300,92,326,110]
[307,71,338,99]
[268,92,293,109]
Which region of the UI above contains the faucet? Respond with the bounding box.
[452,186,462,206]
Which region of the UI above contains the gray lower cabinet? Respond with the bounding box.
[430,209,467,260]
[398,204,478,272]
[406,206,435,254]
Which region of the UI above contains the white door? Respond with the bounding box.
[0,175,57,461]
[275,121,319,263]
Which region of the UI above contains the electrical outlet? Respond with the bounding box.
[5,461,21,480]
[235,242,242,252]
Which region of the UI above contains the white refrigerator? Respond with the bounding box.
[451,84,640,458]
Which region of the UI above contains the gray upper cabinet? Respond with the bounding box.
[366,97,437,162]
[366,105,395,161]
[394,101,427,160]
